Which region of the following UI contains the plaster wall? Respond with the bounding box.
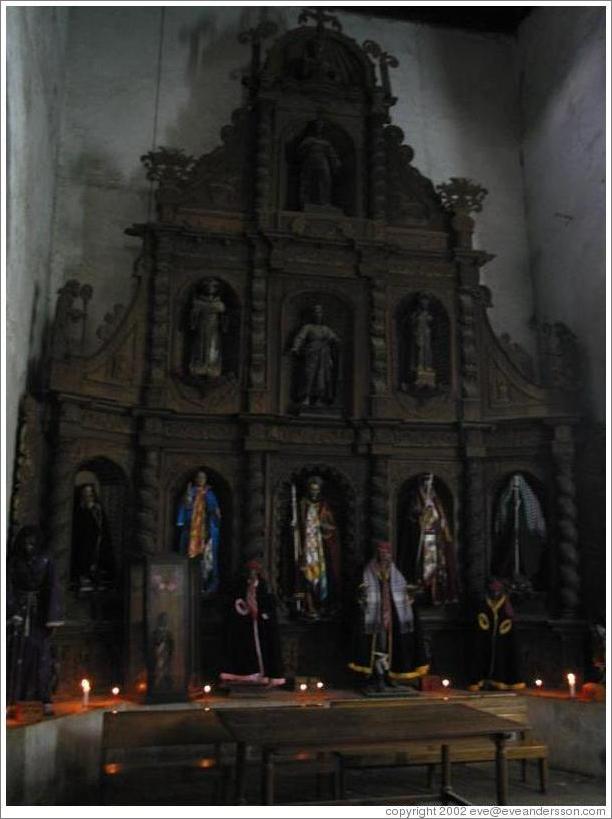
[5,7,69,503]
[518,7,606,420]
[50,6,534,358]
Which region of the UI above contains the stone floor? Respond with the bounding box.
[98,761,606,807]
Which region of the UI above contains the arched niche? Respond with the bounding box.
[283,118,357,216]
[174,277,241,391]
[282,291,353,416]
[396,473,459,606]
[272,464,357,620]
[70,457,129,602]
[395,293,451,396]
[490,471,548,593]
[168,465,234,593]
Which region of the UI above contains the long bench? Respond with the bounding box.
[330,692,548,797]
[100,708,233,804]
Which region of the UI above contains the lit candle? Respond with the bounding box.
[203,684,212,695]
[299,682,308,692]
[81,678,91,708]
[534,679,543,688]
[567,673,576,698]
[316,681,324,690]
[111,686,120,697]
[441,679,450,689]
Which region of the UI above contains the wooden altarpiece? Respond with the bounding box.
[18,11,587,693]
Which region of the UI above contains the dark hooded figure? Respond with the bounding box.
[7,525,64,714]
[219,559,285,687]
[467,578,525,692]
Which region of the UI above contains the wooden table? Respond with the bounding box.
[217,702,524,805]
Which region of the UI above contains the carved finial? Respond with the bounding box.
[363,40,399,98]
[298,7,342,33]
[140,147,197,186]
[238,19,278,46]
[436,177,488,214]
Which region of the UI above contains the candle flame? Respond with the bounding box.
[81,679,91,693]
[316,681,324,689]
[442,679,450,688]
[567,673,576,685]
[111,687,120,696]
[299,683,307,691]
[534,679,543,687]
[203,684,212,694]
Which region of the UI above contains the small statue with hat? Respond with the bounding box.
[467,577,525,691]
[348,541,428,692]
[219,558,285,688]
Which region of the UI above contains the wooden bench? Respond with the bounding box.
[100,708,233,804]
[330,693,548,796]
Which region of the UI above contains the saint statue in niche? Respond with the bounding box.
[176,470,221,595]
[70,483,115,594]
[290,476,341,619]
[405,473,459,606]
[291,304,340,408]
[188,278,226,379]
[491,474,547,591]
[297,119,341,209]
[409,295,436,389]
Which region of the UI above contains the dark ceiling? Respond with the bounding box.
[333,7,532,35]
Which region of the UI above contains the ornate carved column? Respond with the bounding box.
[368,111,387,221]
[248,238,268,412]
[369,275,389,396]
[48,403,82,604]
[462,427,488,600]
[145,233,172,406]
[135,448,160,555]
[552,424,581,618]
[244,451,266,565]
[370,456,390,544]
[254,98,274,220]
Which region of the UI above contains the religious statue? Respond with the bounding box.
[188,278,227,379]
[176,469,221,594]
[491,474,547,591]
[409,295,436,389]
[291,475,340,619]
[291,304,340,408]
[70,483,115,593]
[405,473,459,606]
[467,579,525,692]
[7,526,64,716]
[348,542,428,691]
[219,558,285,688]
[297,119,341,209]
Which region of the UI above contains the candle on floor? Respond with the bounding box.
[567,672,576,698]
[81,678,91,708]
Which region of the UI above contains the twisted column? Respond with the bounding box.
[370,456,390,544]
[145,235,171,402]
[135,449,160,555]
[249,271,267,390]
[369,276,388,395]
[254,100,273,217]
[552,426,580,617]
[369,114,387,220]
[244,452,266,563]
[48,437,79,606]
[458,287,479,400]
